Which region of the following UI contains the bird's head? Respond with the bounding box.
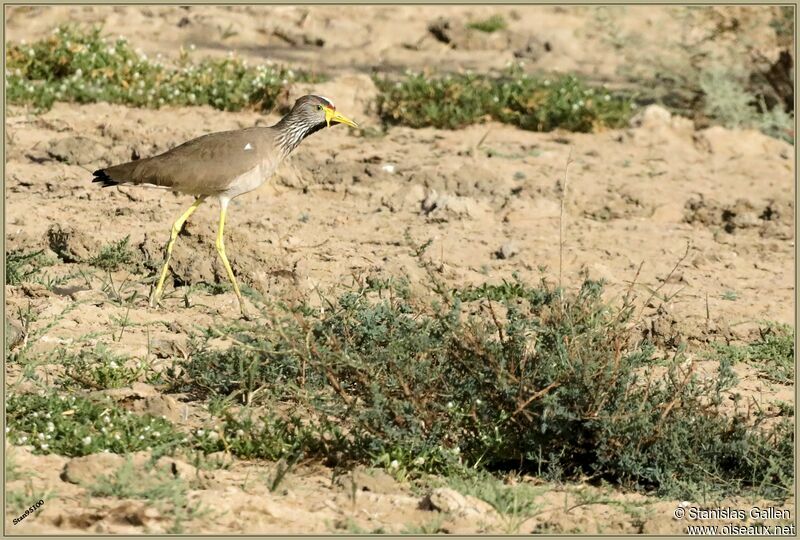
[291,94,358,129]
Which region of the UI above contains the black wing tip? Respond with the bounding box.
[92,169,119,188]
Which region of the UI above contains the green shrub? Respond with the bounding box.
[6,392,184,457]
[177,276,793,500]
[375,69,633,132]
[6,25,321,112]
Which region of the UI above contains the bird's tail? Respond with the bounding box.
[92,169,120,188]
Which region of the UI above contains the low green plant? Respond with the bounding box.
[467,15,507,33]
[375,69,633,132]
[445,473,544,517]
[90,236,136,272]
[176,275,793,501]
[5,452,26,482]
[90,459,205,533]
[6,25,321,112]
[59,345,152,389]
[5,481,51,517]
[188,411,324,462]
[6,391,184,457]
[707,322,794,384]
[699,65,794,142]
[401,516,446,534]
[6,249,55,285]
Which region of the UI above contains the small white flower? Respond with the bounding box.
[32,412,38,418]
[208,431,219,440]
[389,459,399,469]
[109,361,118,369]
[196,429,205,437]
[153,431,160,438]
[40,443,49,450]
[113,433,121,440]
[189,43,196,51]
[102,416,111,424]
[236,429,245,437]
[82,436,92,446]
[447,401,454,409]
[413,457,425,465]
[138,435,145,440]
[475,399,482,405]
[18,435,28,444]
[47,422,55,432]
[37,433,45,440]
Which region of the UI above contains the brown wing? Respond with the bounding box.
[92,127,279,196]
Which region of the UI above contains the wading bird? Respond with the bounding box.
[93,95,358,317]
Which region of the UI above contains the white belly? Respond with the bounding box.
[223,160,276,199]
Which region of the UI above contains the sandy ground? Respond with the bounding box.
[4,5,795,534]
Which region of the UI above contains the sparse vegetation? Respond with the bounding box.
[375,69,634,132]
[173,276,793,501]
[594,6,795,142]
[90,236,136,272]
[60,345,153,389]
[89,459,205,533]
[6,249,55,285]
[467,15,507,33]
[707,323,795,384]
[6,25,321,112]
[4,7,795,533]
[6,392,184,457]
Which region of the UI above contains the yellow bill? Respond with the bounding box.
[324,106,359,128]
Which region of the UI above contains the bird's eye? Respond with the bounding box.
[317,104,323,111]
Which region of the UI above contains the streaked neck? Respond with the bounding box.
[273,114,325,159]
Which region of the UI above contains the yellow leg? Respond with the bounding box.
[150,197,206,307]
[215,199,246,316]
